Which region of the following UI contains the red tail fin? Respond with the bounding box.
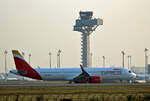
[12,50,42,80]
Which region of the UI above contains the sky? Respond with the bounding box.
[0,0,150,72]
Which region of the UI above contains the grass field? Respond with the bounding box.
[0,85,150,101]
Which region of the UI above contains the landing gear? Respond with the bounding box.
[128,80,133,83]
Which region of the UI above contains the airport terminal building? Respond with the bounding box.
[131,64,150,74]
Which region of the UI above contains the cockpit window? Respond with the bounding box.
[128,71,131,73]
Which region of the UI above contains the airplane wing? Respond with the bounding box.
[72,65,90,83]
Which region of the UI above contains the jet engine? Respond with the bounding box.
[90,76,101,83]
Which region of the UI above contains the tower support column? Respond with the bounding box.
[87,34,90,67]
[81,31,87,67]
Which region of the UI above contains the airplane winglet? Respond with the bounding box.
[80,64,85,73]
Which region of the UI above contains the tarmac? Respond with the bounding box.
[0,81,150,87]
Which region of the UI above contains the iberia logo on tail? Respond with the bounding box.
[12,50,42,80]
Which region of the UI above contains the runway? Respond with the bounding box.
[0,81,150,87]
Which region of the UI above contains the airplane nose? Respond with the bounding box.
[131,73,136,79]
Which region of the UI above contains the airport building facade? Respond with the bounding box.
[131,64,150,74]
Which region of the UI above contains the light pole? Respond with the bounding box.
[57,53,59,68]
[127,55,132,70]
[57,49,61,68]
[4,50,8,81]
[49,52,51,68]
[102,56,105,67]
[22,52,25,57]
[127,56,129,69]
[127,55,131,70]
[29,53,31,65]
[90,53,93,67]
[145,48,148,80]
[129,56,132,70]
[121,51,125,68]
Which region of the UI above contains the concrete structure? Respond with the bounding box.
[144,48,148,74]
[148,64,150,74]
[131,66,145,74]
[131,65,150,81]
[4,50,8,81]
[74,11,103,67]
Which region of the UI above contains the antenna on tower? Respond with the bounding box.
[73,11,103,67]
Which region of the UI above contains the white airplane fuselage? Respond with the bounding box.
[10,50,136,82]
[11,67,136,81]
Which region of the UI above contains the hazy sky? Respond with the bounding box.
[0,0,150,72]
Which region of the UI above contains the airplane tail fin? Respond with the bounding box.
[12,50,30,71]
[12,50,42,80]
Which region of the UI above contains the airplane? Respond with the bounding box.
[10,50,136,83]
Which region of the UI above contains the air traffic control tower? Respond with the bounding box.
[74,11,103,67]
